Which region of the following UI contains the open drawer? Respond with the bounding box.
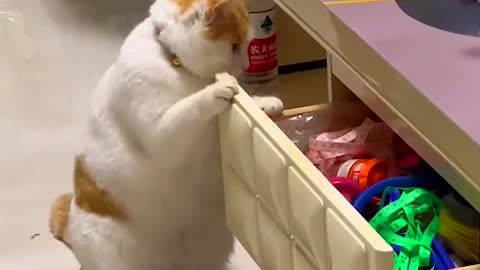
[219,88,480,270]
[219,89,392,270]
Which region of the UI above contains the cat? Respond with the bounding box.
[48,0,283,269]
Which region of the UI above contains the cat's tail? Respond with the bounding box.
[49,192,73,249]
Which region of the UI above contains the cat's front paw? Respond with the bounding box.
[252,96,284,116]
[212,72,240,101]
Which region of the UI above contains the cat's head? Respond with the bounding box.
[150,0,250,80]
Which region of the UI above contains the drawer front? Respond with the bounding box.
[219,89,392,270]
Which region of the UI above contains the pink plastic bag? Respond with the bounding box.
[276,103,395,176]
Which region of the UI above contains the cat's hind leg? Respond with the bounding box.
[66,206,134,270]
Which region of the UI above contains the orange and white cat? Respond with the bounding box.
[48,0,282,269]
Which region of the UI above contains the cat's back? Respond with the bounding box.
[109,17,206,111]
[117,18,169,77]
[86,17,206,149]
[79,16,215,191]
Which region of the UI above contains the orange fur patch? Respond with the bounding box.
[170,0,197,13]
[171,0,249,44]
[204,0,249,43]
[49,193,73,249]
[73,157,128,220]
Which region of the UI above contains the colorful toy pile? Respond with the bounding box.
[305,117,393,178]
[277,109,480,269]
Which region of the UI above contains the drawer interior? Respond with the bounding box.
[222,66,480,270]
[219,90,393,270]
[220,87,480,270]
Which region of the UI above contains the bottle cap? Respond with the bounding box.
[354,158,389,190]
[337,158,389,191]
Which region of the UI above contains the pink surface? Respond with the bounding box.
[326,2,480,143]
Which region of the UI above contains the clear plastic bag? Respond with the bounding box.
[276,102,373,151]
[276,102,395,176]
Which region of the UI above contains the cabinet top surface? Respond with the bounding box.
[323,0,480,144]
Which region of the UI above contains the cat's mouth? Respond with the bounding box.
[153,25,161,37]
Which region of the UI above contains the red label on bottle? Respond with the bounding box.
[245,34,277,74]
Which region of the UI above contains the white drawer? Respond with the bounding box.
[219,89,480,270]
[219,90,392,270]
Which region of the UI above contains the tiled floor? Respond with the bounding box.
[0,0,259,269]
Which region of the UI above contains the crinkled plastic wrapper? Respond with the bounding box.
[276,102,396,176]
[276,102,375,151]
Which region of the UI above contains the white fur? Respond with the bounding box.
[66,1,282,269]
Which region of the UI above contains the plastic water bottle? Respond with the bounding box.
[242,0,278,92]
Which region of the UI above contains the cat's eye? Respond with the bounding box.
[232,43,240,52]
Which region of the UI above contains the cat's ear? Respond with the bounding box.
[202,0,248,42]
[203,0,236,26]
[150,0,178,35]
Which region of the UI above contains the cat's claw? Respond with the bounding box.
[212,72,240,101]
[252,96,284,116]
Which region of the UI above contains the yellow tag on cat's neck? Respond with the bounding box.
[172,55,181,67]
